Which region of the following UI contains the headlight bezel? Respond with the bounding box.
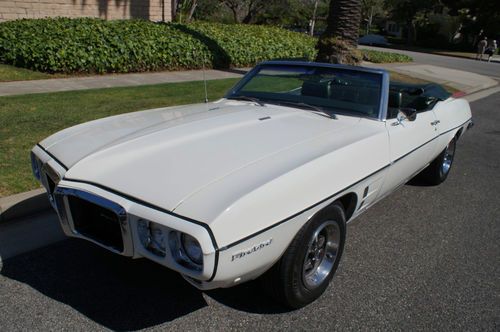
[135,219,204,272]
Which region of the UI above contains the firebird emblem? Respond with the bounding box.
[231,238,273,262]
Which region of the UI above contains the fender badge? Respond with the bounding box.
[231,238,273,262]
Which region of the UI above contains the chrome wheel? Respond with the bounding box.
[441,139,456,175]
[302,220,340,290]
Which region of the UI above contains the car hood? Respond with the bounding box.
[44,100,362,213]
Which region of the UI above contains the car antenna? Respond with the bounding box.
[201,51,209,103]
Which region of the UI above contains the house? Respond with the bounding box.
[0,0,173,22]
[385,20,403,38]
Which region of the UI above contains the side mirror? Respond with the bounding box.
[397,107,417,122]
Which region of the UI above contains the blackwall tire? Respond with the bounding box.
[261,202,346,309]
[418,137,457,185]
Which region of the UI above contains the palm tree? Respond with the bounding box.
[316,0,363,65]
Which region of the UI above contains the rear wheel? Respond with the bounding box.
[418,137,457,185]
[262,202,346,309]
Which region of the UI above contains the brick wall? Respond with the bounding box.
[0,0,172,22]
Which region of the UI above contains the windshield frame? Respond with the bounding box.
[225,61,390,121]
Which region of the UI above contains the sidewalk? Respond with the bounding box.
[0,68,248,97]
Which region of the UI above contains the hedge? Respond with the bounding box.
[362,49,412,63]
[0,18,316,74]
[0,18,411,74]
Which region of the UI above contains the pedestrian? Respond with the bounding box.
[485,40,497,62]
[476,37,488,61]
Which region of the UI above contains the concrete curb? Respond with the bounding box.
[0,188,51,223]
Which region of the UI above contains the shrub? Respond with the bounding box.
[362,49,413,63]
[0,18,315,74]
[0,18,411,74]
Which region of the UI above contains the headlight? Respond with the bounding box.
[31,152,41,180]
[180,233,203,265]
[137,219,166,257]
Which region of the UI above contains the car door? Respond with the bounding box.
[380,107,440,194]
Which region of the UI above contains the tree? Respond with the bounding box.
[442,0,500,46]
[173,0,199,22]
[219,0,270,24]
[316,0,363,65]
[385,0,437,45]
[361,0,384,34]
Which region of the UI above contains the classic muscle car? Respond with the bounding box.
[31,61,472,308]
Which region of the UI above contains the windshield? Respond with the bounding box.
[226,64,383,119]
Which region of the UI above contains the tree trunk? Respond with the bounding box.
[309,0,320,36]
[324,0,362,45]
[186,0,198,22]
[316,0,363,65]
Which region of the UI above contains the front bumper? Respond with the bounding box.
[31,145,218,284]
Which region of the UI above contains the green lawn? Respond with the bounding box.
[0,78,239,197]
[0,64,67,82]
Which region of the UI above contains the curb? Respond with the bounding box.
[0,188,51,223]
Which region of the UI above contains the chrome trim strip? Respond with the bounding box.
[379,71,390,121]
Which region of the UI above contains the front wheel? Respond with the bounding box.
[418,137,457,185]
[261,202,346,309]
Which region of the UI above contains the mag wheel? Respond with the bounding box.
[419,137,457,185]
[262,202,346,309]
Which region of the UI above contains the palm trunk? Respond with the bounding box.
[316,0,363,65]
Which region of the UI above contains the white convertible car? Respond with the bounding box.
[31,61,472,308]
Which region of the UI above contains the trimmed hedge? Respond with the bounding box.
[362,49,412,63]
[0,18,411,74]
[0,18,315,74]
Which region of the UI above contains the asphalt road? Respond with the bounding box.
[1,94,499,331]
[362,45,500,81]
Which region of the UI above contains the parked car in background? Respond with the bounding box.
[359,34,390,46]
[31,61,472,308]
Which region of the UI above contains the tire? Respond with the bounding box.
[418,137,457,185]
[261,202,346,309]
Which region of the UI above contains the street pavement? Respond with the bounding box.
[361,45,500,81]
[0,93,498,331]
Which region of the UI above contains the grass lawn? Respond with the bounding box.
[0,72,455,197]
[0,64,67,82]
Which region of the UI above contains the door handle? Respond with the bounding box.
[430,120,440,126]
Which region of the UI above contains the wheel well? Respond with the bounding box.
[337,193,357,221]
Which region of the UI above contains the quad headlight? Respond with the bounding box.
[180,233,203,266]
[136,219,203,271]
[137,219,167,257]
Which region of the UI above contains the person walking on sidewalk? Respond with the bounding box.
[485,40,497,62]
[476,37,488,60]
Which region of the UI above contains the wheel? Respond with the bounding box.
[261,202,346,309]
[418,137,457,185]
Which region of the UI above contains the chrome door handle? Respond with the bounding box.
[430,120,440,126]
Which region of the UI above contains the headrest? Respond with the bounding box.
[302,80,331,98]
